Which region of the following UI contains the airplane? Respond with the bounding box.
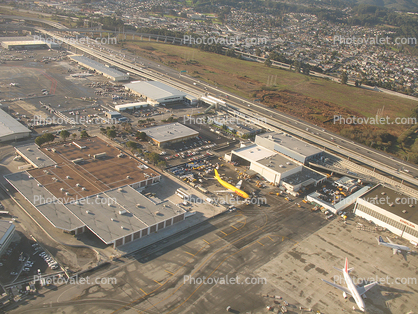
[214,169,249,199]
[377,236,411,255]
[322,258,378,312]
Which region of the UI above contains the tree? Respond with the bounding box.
[72,133,77,140]
[126,141,137,150]
[60,130,70,141]
[136,131,147,141]
[157,160,167,168]
[264,58,272,67]
[341,71,348,84]
[107,129,117,138]
[255,48,262,56]
[147,152,160,165]
[80,130,89,138]
[35,133,55,146]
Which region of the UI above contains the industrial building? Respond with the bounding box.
[307,183,370,215]
[208,114,263,137]
[115,102,149,112]
[354,184,418,244]
[0,221,15,256]
[141,123,199,147]
[0,37,60,49]
[6,137,186,248]
[124,81,186,105]
[1,40,48,50]
[0,108,31,142]
[227,144,326,193]
[104,111,122,120]
[255,132,323,165]
[70,55,129,81]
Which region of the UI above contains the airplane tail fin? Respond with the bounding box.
[378,236,385,245]
[214,169,220,178]
[344,258,348,273]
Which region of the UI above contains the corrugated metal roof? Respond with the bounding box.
[0,108,31,139]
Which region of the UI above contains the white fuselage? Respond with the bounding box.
[381,242,410,252]
[343,269,365,311]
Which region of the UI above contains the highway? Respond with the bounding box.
[42,28,418,187]
[3,13,418,188]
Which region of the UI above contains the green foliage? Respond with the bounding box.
[60,130,70,141]
[35,133,55,146]
[80,130,89,138]
[107,129,117,138]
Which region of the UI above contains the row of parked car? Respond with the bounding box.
[33,243,59,270]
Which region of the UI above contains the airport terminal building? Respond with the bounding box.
[354,184,418,244]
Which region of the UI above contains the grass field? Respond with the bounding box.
[122,39,417,122]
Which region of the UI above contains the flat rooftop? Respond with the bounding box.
[281,167,326,185]
[141,123,198,143]
[70,55,128,79]
[4,171,84,231]
[125,81,186,101]
[256,154,300,174]
[65,186,185,244]
[15,143,56,168]
[28,137,159,199]
[0,220,14,239]
[232,144,276,162]
[0,108,31,139]
[258,132,323,157]
[2,40,47,46]
[359,184,418,225]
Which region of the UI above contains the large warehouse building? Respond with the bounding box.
[0,221,15,256]
[6,137,186,248]
[141,123,199,147]
[228,143,326,193]
[0,108,31,142]
[255,132,323,165]
[354,184,418,244]
[1,40,48,50]
[70,55,129,81]
[125,81,187,105]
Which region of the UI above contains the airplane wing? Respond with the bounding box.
[357,282,378,296]
[386,237,394,244]
[321,279,352,296]
[393,248,398,255]
[214,190,233,193]
[235,180,243,190]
